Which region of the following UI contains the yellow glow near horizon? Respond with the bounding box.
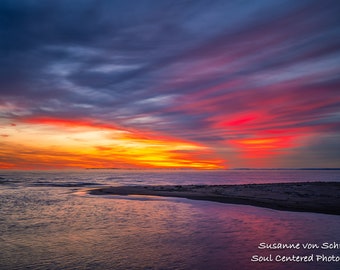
[0,118,225,170]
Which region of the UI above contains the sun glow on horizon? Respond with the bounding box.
[0,117,225,170]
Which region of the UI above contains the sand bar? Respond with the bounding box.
[89,182,340,215]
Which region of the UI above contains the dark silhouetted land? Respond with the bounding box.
[89,182,340,215]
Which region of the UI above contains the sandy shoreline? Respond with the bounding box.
[89,182,340,215]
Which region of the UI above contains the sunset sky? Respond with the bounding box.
[1,0,340,169]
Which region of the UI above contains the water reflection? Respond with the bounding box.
[1,185,339,270]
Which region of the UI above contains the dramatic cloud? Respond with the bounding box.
[1,0,339,169]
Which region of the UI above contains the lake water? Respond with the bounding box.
[1,170,340,270]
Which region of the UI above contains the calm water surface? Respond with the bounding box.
[0,170,340,270]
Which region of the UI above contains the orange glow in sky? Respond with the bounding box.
[234,137,292,149]
[0,117,225,170]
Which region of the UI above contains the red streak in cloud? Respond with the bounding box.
[24,117,98,127]
[222,113,259,127]
[22,116,121,130]
[0,161,15,169]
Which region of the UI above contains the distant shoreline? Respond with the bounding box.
[89,182,340,215]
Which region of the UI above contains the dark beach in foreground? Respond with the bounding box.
[90,182,340,215]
